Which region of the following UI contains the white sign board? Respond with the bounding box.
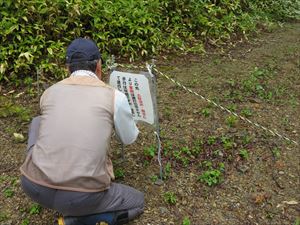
[109,70,156,125]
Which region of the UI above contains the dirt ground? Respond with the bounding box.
[0,23,299,225]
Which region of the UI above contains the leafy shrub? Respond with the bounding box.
[163,191,177,205]
[198,169,222,186]
[1,0,299,85]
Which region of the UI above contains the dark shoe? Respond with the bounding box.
[55,212,115,225]
[114,211,129,225]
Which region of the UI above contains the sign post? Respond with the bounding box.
[109,62,163,180]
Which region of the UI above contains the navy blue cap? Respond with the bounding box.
[66,38,101,63]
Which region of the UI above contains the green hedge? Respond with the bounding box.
[0,0,299,84]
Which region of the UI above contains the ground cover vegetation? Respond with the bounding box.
[0,0,299,84]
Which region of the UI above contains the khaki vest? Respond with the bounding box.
[21,76,115,192]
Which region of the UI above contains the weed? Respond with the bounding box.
[226,115,238,127]
[239,149,249,160]
[241,108,252,117]
[289,96,299,108]
[193,138,203,147]
[24,77,34,86]
[163,140,173,156]
[150,175,158,182]
[187,78,198,88]
[0,175,9,184]
[181,146,192,156]
[21,218,30,225]
[207,136,217,145]
[115,168,125,179]
[242,134,252,145]
[202,160,213,169]
[201,108,211,117]
[181,157,190,167]
[143,145,156,159]
[198,169,222,186]
[143,160,150,167]
[221,136,235,149]
[241,67,277,101]
[266,211,274,219]
[227,104,237,112]
[11,177,18,187]
[0,211,9,222]
[29,203,42,215]
[191,139,203,156]
[243,75,258,93]
[163,106,172,119]
[252,67,268,78]
[173,150,182,160]
[3,188,14,198]
[219,162,225,172]
[164,162,171,179]
[191,145,202,157]
[0,100,31,122]
[272,148,281,159]
[226,79,236,87]
[163,191,177,205]
[182,217,191,225]
[213,149,223,157]
[169,91,178,97]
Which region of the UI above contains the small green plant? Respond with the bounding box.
[191,138,203,156]
[163,191,177,205]
[201,108,211,117]
[198,169,222,186]
[0,175,9,184]
[182,217,191,225]
[226,115,238,127]
[241,108,252,117]
[219,162,225,172]
[163,106,172,119]
[164,162,172,179]
[143,145,156,159]
[115,168,125,179]
[221,136,235,149]
[163,140,173,156]
[169,91,178,97]
[181,157,190,167]
[227,104,237,112]
[181,146,191,156]
[272,148,281,159]
[252,67,268,78]
[202,160,213,168]
[242,134,252,145]
[207,136,217,145]
[29,203,42,215]
[239,149,249,160]
[21,218,30,225]
[0,211,8,222]
[3,188,14,198]
[226,79,235,87]
[173,150,182,160]
[0,100,31,122]
[150,175,158,182]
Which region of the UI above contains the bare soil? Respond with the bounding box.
[0,22,299,225]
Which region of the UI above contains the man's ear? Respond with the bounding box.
[66,64,70,73]
[95,60,102,80]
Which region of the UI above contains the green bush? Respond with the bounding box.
[0,0,299,84]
